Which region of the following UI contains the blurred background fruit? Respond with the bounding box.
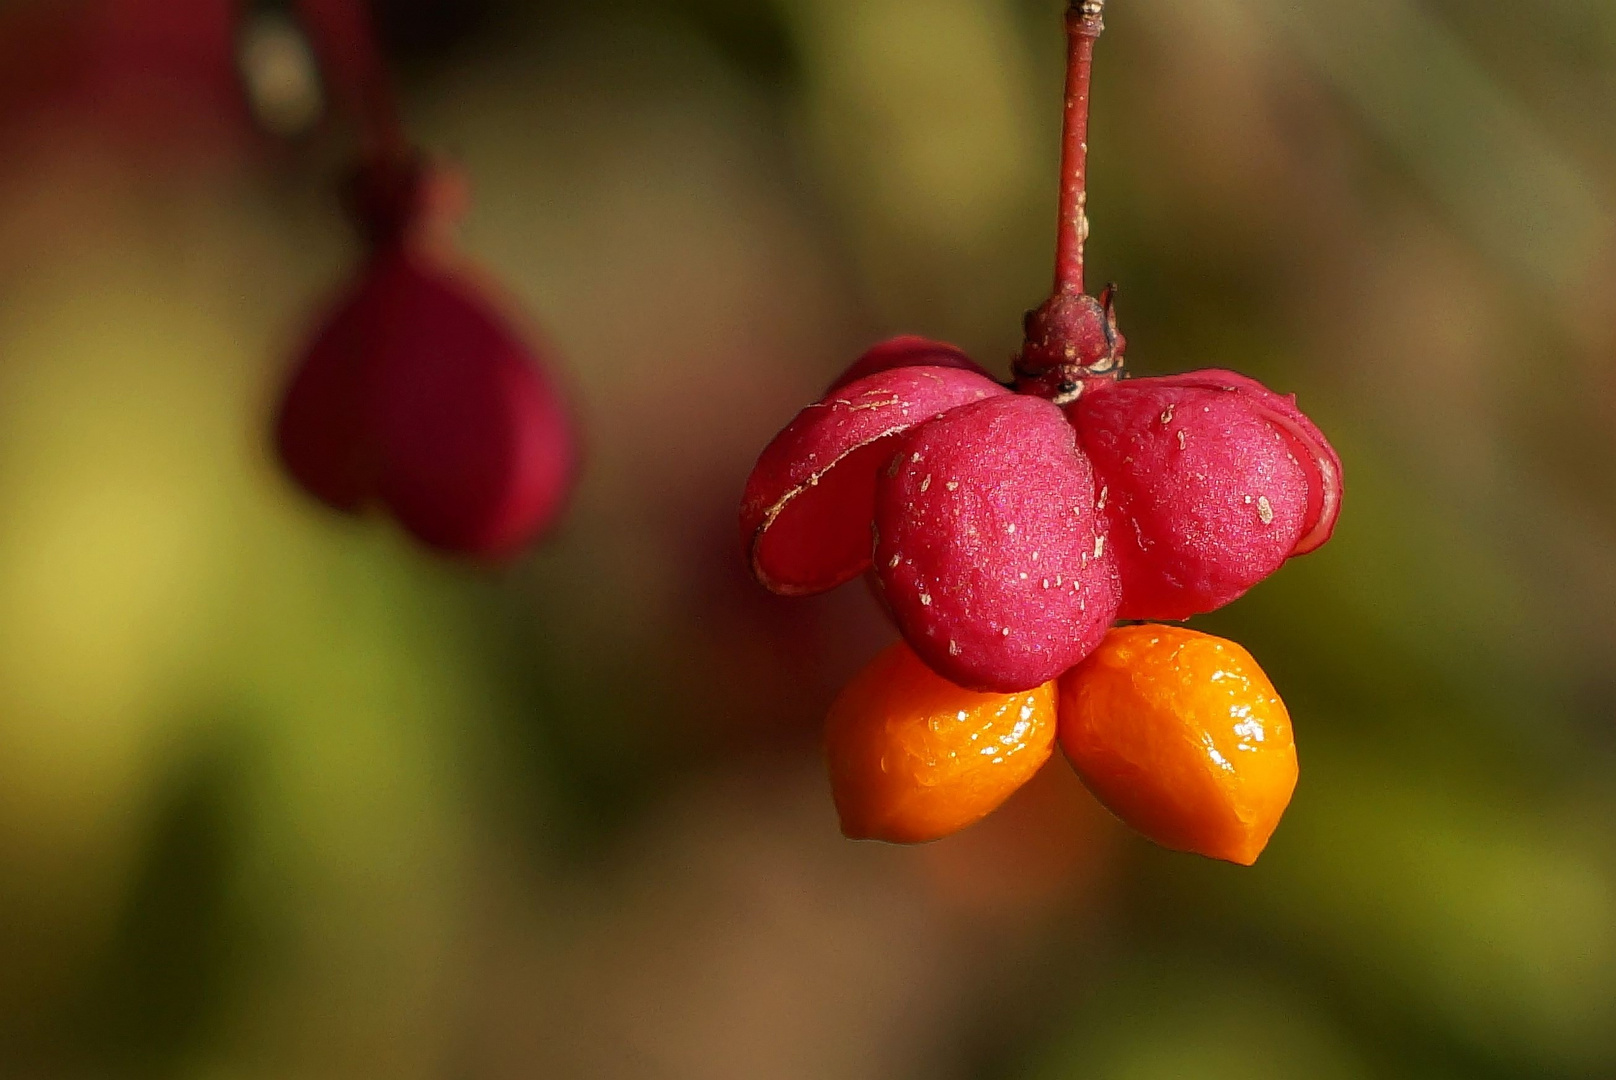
[1,1,1615,1077]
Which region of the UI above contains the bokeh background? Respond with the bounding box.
[2,0,1616,1076]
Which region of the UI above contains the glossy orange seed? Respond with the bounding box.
[1057,625,1297,865]
[826,641,1057,844]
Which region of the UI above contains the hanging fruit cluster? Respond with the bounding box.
[268,0,578,558]
[741,0,1341,864]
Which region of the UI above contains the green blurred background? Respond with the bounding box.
[2,0,1615,1076]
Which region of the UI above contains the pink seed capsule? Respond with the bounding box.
[1142,370,1342,554]
[275,249,577,559]
[1070,370,1340,621]
[740,365,1009,596]
[874,394,1120,692]
[362,254,577,557]
[276,152,576,560]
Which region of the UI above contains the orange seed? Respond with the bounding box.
[826,642,1057,844]
[1057,625,1297,865]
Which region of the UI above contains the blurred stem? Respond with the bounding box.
[1054,0,1105,297]
[294,0,407,159]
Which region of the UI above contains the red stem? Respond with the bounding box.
[294,0,407,159]
[1054,1,1105,297]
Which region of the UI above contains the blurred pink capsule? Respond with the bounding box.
[276,162,578,559]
